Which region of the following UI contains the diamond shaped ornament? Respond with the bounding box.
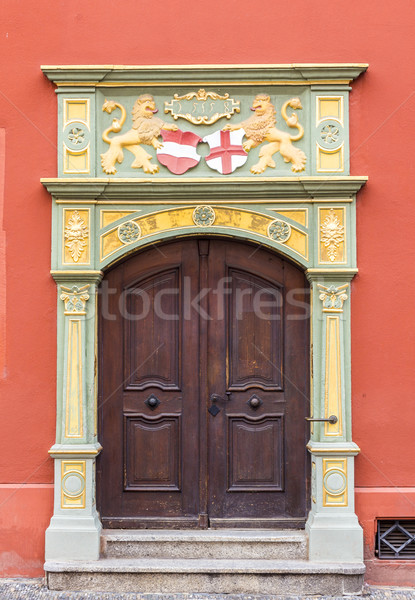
[208,404,221,417]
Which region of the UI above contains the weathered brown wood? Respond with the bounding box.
[206,240,308,525]
[97,238,309,528]
[198,239,210,528]
[98,241,200,527]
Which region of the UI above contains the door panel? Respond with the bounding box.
[206,241,308,527]
[123,269,181,391]
[228,269,283,390]
[227,415,283,491]
[98,238,309,528]
[98,241,200,528]
[124,414,181,491]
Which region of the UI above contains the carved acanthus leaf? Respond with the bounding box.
[318,283,349,311]
[60,285,90,314]
[64,210,88,263]
[321,209,344,262]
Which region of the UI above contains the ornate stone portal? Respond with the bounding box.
[42,64,367,563]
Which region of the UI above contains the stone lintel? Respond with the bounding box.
[41,177,368,202]
[41,64,369,86]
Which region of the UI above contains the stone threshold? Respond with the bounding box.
[45,558,365,574]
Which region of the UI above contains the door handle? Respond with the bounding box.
[208,392,231,416]
[305,415,338,424]
[210,393,225,404]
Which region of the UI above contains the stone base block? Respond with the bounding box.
[306,512,364,562]
[45,514,102,561]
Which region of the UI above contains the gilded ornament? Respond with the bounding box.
[322,458,348,507]
[192,206,216,227]
[60,285,90,314]
[320,124,339,144]
[118,221,141,244]
[164,89,240,126]
[63,121,90,153]
[68,127,85,145]
[100,95,178,175]
[223,95,306,174]
[64,210,88,263]
[318,283,348,311]
[268,219,291,243]
[61,461,86,509]
[320,208,344,261]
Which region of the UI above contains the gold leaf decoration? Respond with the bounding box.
[164,89,240,125]
[320,209,344,262]
[64,210,88,263]
[317,283,348,312]
[60,285,90,314]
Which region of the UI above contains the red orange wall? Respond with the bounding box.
[1,0,415,582]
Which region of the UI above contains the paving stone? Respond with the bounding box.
[2,579,415,600]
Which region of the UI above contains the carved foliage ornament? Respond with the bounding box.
[60,285,90,314]
[118,221,141,244]
[320,209,344,262]
[193,206,216,227]
[164,89,240,125]
[268,219,291,243]
[64,210,88,263]
[318,284,348,311]
[320,124,340,144]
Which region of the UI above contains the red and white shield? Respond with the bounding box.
[157,129,202,175]
[203,129,248,175]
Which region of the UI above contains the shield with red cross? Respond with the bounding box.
[203,129,248,175]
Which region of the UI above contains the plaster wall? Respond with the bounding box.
[0,0,414,582]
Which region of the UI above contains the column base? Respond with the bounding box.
[45,513,102,561]
[306,511,363,562]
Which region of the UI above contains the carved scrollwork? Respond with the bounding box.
[60,285,90,314]
[318,283,348,312]
[164,89,240,125]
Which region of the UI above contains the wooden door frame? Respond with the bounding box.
[42,63,367,565]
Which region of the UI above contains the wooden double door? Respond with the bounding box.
[98,238,309,528]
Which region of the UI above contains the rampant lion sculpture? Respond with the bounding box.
[223,94,306,174]
[100,94,178,174]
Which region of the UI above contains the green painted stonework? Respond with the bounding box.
[42,65,367,564]
[43,65,367,179]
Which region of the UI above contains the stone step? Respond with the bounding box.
[102,529,308,560]
[45,557,365,595]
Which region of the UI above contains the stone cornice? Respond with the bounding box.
[41,64,368,86]
[41,176,367,201]
[306,268,359,282]
[51,270,104,284]
[307,441,361,456]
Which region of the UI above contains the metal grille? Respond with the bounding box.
[377,520,415,559]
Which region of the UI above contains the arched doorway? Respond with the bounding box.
[97,237,309,529]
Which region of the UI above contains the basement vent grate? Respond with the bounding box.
[377,520,415,559]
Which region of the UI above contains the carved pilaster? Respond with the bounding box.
[305,270,363,562]
[45,271,103,561]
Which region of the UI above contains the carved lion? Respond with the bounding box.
[100,94,178,175]
[223,94,306,174]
